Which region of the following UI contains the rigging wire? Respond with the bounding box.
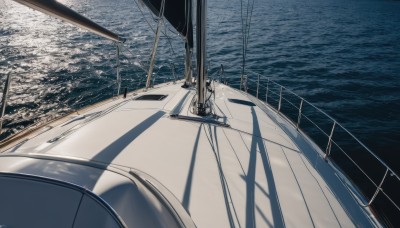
[119,44,149,73]
[145,0,166,88]
[244,0,255,57]
[240,0,256,91]
[128,0,181,87]
[162,20,177,57]
[131,0,156,33]
[131,0,179,54]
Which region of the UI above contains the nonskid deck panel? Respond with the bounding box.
[0,82,379,227]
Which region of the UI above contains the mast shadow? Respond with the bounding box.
[182,123,240,227]
[252,97,373,226]
[91,111,165,163]
[246,107,285,227]
[208,124,237,227]
[182,124,202,212]
[15,111,166,190]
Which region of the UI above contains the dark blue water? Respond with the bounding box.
[1,0,400,225]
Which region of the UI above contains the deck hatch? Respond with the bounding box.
[228,98,255,106]
[135,94,168,101]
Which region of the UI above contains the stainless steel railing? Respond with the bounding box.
[215,64,400,218]
[250,74,400,208]
[0,72,12,134]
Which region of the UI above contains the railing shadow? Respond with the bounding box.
[231,68,400,227]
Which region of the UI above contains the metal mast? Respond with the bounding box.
[195,0,207,115]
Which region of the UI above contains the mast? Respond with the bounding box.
[195,0,207,115]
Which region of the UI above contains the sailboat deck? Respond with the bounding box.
[0,82,376,227]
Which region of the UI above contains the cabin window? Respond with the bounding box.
[0,174,124,228]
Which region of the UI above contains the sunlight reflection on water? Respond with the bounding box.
[0,0,399,173]
[1,0,182,137]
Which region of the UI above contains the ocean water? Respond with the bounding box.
[1,0,399,225]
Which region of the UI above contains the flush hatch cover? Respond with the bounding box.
[228,98,255,106]
[135,94,168,101]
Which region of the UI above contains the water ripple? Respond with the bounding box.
[0,0,399,206]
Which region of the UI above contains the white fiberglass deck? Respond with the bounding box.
[0,82,378,227]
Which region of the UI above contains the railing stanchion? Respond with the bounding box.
[116,43,121,95]
[278,86,283,112]
[266,78,269,104]
[324,121,336,159]
[297,98,304,130]
[220,64,224,83]
[256,74,260,98]
[244,75,248,93]
[366,169,389,206]
[123,88,128,99]
[0,72,12,134]
[240,74,243,91]
[170,63,176,83]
